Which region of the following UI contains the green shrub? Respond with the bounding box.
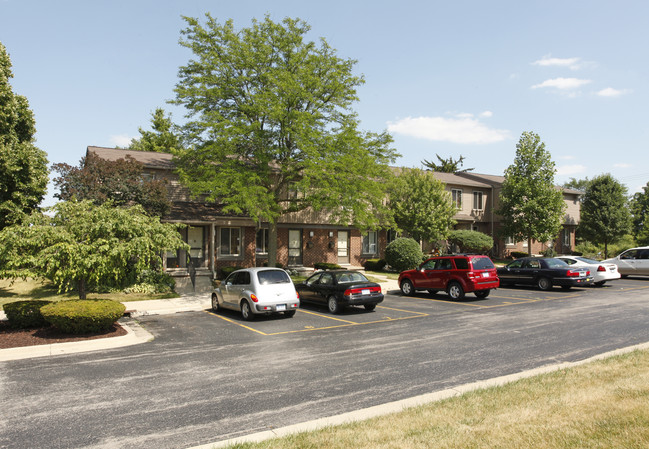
[2,300,53,328]
[510,251,528,259]
[364,259,387,271]
[385,238,423,272]
[219,266,241,279]
[40,300,126,334]
[314,262,342,270]
[543,247,557,257]
[447,230,493,254]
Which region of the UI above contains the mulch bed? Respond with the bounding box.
[0,320,127,349]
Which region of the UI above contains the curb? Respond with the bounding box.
[0,317,154,362]
[189,341,649,449]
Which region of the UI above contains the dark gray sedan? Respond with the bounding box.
[295,270,383,314]
[497,257,594,290]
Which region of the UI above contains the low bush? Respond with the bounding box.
[2,300,53,328]
[543,247,557,257]
[510,251,529,259]
[40,300,126,334]
[314,262,342,270]
[219,266,241,279]
[447,230,493,254]
[364,259,387,271]
[385,238,423,272]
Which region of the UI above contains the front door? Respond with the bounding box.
[288,229,303,266]
[337,231,350,265]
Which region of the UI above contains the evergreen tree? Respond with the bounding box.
[129,108,182,153]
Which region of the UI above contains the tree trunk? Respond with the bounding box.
[527,237,532,256]
[268,221,278,267]
[78,278,87,300]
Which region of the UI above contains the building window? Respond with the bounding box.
[362,231,378,255]
[505,236,515,246]
[220,227,241,257]
[387,229,398,244]
[287,182,300,200]
[256,228,269,255]
[473,191,484,210]
[451,189,462,209]
[562,228,571,246]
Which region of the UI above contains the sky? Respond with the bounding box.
[2,0,648,207]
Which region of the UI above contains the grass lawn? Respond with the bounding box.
[0,278,178,307]
[226,349,649,449]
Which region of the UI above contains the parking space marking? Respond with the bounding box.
[298,309,359,324]
[207,311,269,335]
[401,289,589,309]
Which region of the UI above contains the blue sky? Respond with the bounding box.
[2,0,648,207]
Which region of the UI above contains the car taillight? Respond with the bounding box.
[296,292,300,299]
[597,266,606,272]
[566,270,584,277]
[344,287,381,296]
[250,294,259,302]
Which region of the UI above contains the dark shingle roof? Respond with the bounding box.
[86,146,174,170]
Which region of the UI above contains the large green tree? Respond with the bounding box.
[579,174,632,258]
[497,132,566,255]
[0,42,49,230]
[172,15,398,265]
[129,107,183,153]
[388,168,456,243]
[0,200,188,299]
[52,151,171,216]
[631,181,649,245]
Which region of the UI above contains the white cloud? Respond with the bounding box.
[387,115,511,144]
[531,77,592,90]
[614,163,632,168]
[533,56,583,70]
[479,110,493,118]
[109,134,135,147]
[556,164,587,176]
[597,87,632,98]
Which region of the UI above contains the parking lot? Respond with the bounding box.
[206,277,649,336]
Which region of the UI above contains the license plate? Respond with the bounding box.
[362,289,370,295]
[276,304,286,311]
[482,272,490,278]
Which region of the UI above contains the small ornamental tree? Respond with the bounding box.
[447,230,494,254]
[385,238,423,272]
[0,200,188,299]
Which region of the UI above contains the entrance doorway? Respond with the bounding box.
[288,229,303,266]
[337,231,350,265]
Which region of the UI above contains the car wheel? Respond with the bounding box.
[594,281,606,287]
[537,277,552,291]
[240,300,254,321]
[211,293,220,312]
[284,310,296,318]
[427,289,438,296]
[364,304,376,311]
[327,296,341,314]
[474,289,490,298]
[447,282,465,300]
[400,279,414,296]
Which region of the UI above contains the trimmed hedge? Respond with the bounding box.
[40,300,126,334]
[2,300,53,329]
[510,251,529,259]
[385,238,424,272]
[364,259,387,271]
[314,262,342,270]
[447,230,493,254]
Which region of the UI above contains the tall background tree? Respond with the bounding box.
[129,107,183,153]
[422,154,473,173]
[579,174,632,258]
[388,168,456,243]
[631,181,649,246]
[497,131,566,255]
[0,42,49,230]
[52,152,171,216]
[172,15,398,265]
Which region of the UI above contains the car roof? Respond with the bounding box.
[233,267,287,273]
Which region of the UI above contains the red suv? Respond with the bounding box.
[398,254,499,300]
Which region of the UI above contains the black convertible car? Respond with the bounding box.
[497,257,594,290]
[295,270,384,314]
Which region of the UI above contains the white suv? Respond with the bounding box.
[602,247,649,277]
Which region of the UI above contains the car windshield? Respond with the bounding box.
[470,257,494,270]
[545,258,569,268]
[257,270,291,285]
[335,272,369,284]
[576,257,599,264]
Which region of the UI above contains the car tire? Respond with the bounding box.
[427,289,438,296]
[211,293,220,312]
[364,304,376,311]
[240,300,255,321]
[327,296,341,314]
[284,310,296,318]
[537,277,552,291]
[400,279,414,296]
[447,282,465,300]
[474,289,490,298]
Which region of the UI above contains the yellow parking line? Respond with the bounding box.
[297,308,359,324]
[376,304,429,316]
[205,311,270,335]
[266,314,427,336]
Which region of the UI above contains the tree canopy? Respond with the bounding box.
[631,181,649,246]
[52,151,171,216]
[172,15,398,265]
[496,132,566,255]
[0,200,188,299]
[388,168,456,243]
[0,42,49,230]
[422,154,473,173]
[129,108,183,153]
[579,174,631,258]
